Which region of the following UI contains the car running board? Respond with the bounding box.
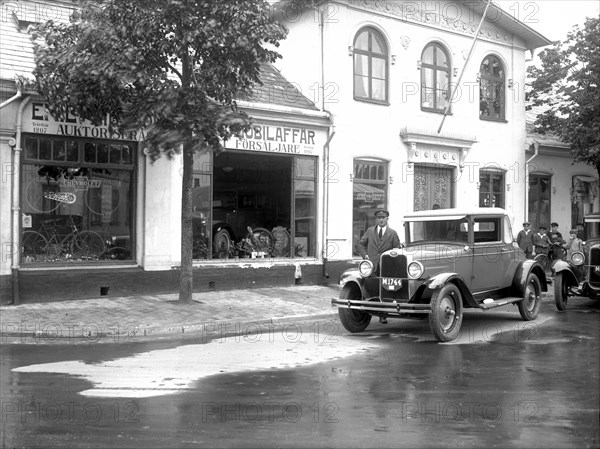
[478,297,522,310]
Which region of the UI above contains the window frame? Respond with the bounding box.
[420,42,451,113]
[479,169,505,209]
[353,27,389,105]
[479,55,506,122]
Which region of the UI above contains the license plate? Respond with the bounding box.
[381,277,402,291]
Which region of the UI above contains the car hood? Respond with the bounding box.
[391,243,469,260]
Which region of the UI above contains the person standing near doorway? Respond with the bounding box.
[358,209,401,275]
[563,229,584,260]
[533,225,550,257]
[549,222,565,260]
[517,222,534,259]
[357,209,401,324]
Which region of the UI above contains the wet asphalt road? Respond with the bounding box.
[1,296,599,449]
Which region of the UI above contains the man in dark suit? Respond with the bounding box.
[516,222,534,259]
[357,209,401,275]
[358,209,401,324]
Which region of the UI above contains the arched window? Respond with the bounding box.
[479,55,506,120]
[353,27,388,103]
[420,43,451,112]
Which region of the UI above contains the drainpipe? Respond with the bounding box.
[11,95,30,305]
[0,90,22,110]
[322,128,335,279]
[524,141,539,223]
[312,5,336,279]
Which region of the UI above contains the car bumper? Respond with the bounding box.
[331,297,432,315]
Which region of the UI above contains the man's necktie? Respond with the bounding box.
[378,227,383,239]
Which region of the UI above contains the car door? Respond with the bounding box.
[471,216,515,293]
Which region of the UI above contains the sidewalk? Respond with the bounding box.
[0,285,340,344]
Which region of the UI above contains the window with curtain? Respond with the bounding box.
[353,27,388,103]
[479,55,506,120]
[479,170,505,208]
[421,43,451,112]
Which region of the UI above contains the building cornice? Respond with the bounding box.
[400,125,478,148]
[237,100,331,127]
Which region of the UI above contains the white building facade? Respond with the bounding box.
[273,0,551,259]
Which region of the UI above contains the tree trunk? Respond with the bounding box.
[179,45,194,304]
[179,141,194,304]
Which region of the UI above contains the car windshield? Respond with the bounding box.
[405,219,469,245]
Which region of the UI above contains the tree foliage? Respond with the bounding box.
[31,0,287,159]
[30,0,287,303]
[527,17,600,178]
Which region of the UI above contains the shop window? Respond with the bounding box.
[353,27,388,103]
[479,55,505,121]
[479,170,505,208]
[353,159,388,256]
[20,135,136,264]
[196,151,317,260]
[571,175,599,227]
[421,43,451,113]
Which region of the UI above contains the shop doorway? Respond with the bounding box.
[528,174,551,229]
[192,151,317,260]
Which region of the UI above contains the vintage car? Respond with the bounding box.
[553,212,600,309]
[332,208,547,342]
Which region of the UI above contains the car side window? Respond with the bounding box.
[474,218,501,243]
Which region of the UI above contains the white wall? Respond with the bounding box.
[276,1,531,259]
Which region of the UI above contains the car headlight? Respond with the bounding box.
[571,251,585,266]
[407,261,424,279]
[358,260,373,278]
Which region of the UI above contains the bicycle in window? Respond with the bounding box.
[22,216,106,262]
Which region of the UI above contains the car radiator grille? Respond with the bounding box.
[379,253,410,302]
[590,247,600,285]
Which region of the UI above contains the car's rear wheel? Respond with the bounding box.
[338,285,371,333]
[554,272,568,311]
[518,272,542,320]
[429,284,463,342]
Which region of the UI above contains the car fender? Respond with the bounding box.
[213,223,236,240]
[339,269,363,288]
[553,260,581,287]
[512,259,548,295]
[423,272,477,307]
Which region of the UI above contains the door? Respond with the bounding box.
[414,165,454,211]
[471,216,516,293]
[528,175,551,229]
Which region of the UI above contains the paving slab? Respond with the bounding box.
[0,285,340,344]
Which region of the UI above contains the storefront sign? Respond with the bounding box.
[59,178,102,189]
[23,102,144,141]
[44,192,77,204]
[225,124,321,155]
[356,192,384,202]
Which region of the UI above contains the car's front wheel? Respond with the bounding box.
[429,284,463,342]
[554,272,568,311]
[338,285,371,333]
[518,272,542,320]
